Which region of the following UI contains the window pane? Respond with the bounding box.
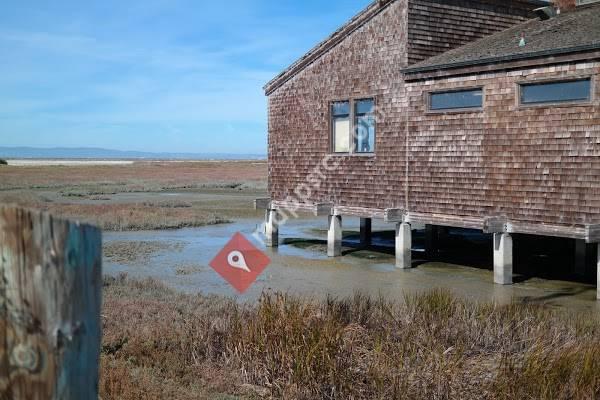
[521,79,591,104]
[355,115,375,153]
[332,101,350,116]
[430,89,483,110]
[333,117,350,153]
[355,99,374,115]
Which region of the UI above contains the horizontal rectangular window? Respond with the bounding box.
[354,99,375,153]
[520,79,591,105]
[332,101,350,153]
[429,88,483,110]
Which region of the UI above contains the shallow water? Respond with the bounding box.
[104,217,599,311]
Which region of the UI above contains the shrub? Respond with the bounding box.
[0,159,7,165]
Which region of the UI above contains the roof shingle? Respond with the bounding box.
[404,3,600,74]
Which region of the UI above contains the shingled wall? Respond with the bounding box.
[268,0,408,210]
[405,62,600,226]
[407,0,534,65]
[267,0,600,233]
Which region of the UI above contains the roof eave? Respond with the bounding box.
[403,47,600,82]
[402,43,600,77]
[264,0,396,96]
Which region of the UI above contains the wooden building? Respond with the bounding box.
[258,0,600,297]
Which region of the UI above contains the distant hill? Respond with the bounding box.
[0,147,266,160]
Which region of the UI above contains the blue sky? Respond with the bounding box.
[0,0,371,155]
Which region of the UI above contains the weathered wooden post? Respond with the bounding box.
[0,206,102,399]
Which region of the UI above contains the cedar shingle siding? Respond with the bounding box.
[266,0,600,238]
[268,1,408,210]
[406,4,600,72]
[405,63,600,226]
[407,0,533,64]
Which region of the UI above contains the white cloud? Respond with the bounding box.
[0,0,371,152]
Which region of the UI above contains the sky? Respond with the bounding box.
[0,0,371,155]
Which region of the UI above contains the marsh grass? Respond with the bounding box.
[0,161,267,231]
[141,200,193,208]
[56,181,264,198]
[36,203,230,231]
[0,193,229,231]
[0,161,267,191]
[101,276,600,400]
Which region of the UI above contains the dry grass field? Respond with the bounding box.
[102,275,600,400]
[0,160,266,190]
[0,161,267,230]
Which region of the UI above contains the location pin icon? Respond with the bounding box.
[227,250,251,272]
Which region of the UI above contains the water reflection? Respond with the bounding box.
[103,217,599,311]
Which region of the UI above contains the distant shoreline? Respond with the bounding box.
[5,159,267,167]
[0,146,266,161]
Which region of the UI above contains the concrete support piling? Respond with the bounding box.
[493,233,513,285]
[395,222,412,269]
[265,209,279,247]
[328,215,342,257]
[360,217,372,246]
[597,243,600,300]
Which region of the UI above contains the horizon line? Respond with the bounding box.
[0,145,267,157]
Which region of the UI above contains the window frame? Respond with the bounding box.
[329,96,377,156]
[353,98,376,155]
[577,0,600,6]
[330,100,351,154]
[517,77,594,108]
[427,86,485,114]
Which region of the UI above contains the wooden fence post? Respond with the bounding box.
[0,206,102,399]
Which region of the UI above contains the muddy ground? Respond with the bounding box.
[102,217,600,311]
